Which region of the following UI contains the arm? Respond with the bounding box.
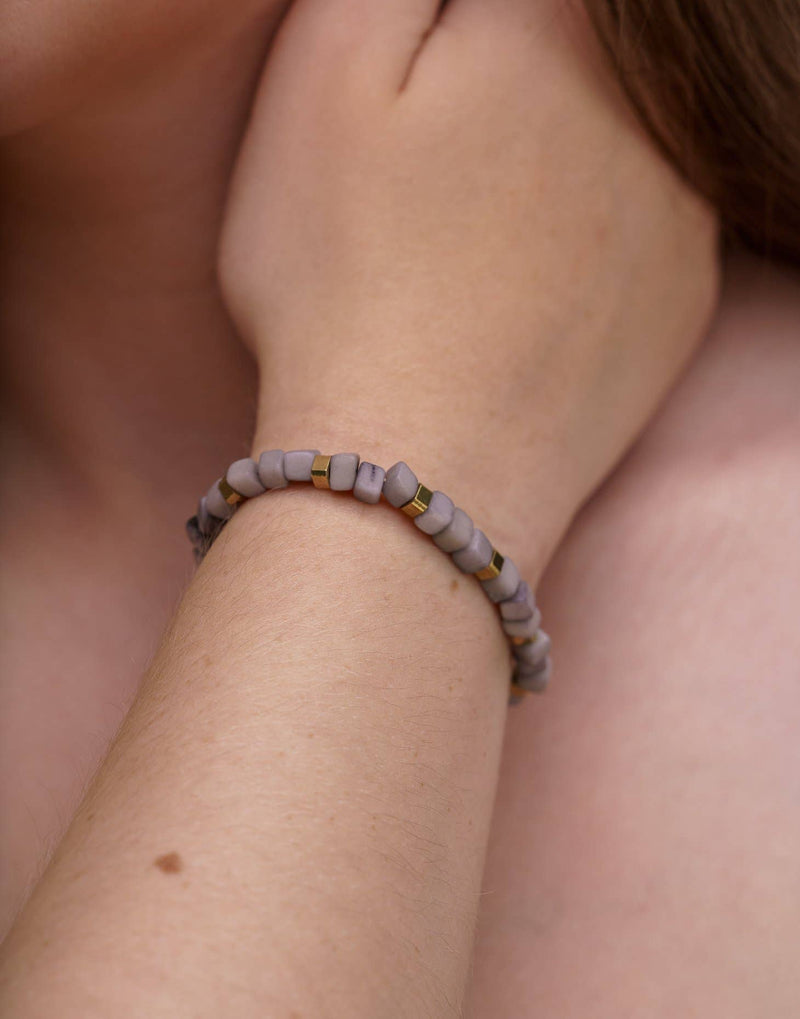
[0,0,719,1014]
[466,253,800,1015]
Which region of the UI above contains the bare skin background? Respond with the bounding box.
[1,0,799,1014]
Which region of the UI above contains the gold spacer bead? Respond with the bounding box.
[219,478,245,506]
[400,483,433,518]
[509,681,529,698]
[510,635,536,647]
[475,548,504,581]
[310,454,332,489]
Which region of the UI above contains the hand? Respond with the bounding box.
[219,0,719,576]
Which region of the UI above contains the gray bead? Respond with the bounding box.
[257,449,289,489]
[512,631,551,669]
[226,457,266,498]
[353,461,386,504]
[480,556,520,604]
[499,580,536,621]
[432,507,474,553]
[329,452,360,491]
[383,461,418,508]
[206,478,235,520]
[283,449,321,482]
[514,657,552,693]
[502,609,542,640]
[413,490,454,536]
[197,496,215,535]
[451,528,492,573]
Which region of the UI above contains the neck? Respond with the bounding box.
[0,10,281,506]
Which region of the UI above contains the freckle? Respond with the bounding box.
[86,811,96,822]
[154,852,183,874]
[419,781,425,788]
[415,945,420,954]
[448,684,453,692]
[450,578,459,592]
[308,732,315,738]
[329,815,336,822]
[286,814,294,821]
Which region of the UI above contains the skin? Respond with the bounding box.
[465,253,800,1016]
[0,0,287,932]
[1,0,799,1014]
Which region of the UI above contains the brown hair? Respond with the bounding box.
[584,0,800,265]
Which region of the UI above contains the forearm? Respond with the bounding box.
[0,398,547,1016]
[0,0,722,1005]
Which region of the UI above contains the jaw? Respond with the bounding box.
[0,5,291,505]
[0,0,291,138]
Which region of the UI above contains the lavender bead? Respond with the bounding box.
[353,461,385,504]
[480,556,520,604]
[514,658,552,693]
[258,449,289,489]
[413,490,454,536]
[383,461,418,507]
[512,631,551,669]
[499,580,536,622]
[226,457,266,498]
[206,478,235,520]
[432,507,474,553]
[502,609,542,640]
[197,495,215,535]
[329,452,360,491]
[451,528,493,574]
[283,449,321,482]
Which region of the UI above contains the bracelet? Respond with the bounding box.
[186,450,552,705]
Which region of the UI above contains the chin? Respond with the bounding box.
[0,0,283,138]
[0,24,131,138]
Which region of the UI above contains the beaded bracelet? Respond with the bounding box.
[187,450,552,705]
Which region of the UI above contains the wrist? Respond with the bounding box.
[250,351,579,585]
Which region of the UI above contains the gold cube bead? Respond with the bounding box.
[475,548,504,581]
[400,483,433,518]
[219,478,245,506]
[310,454,332,489]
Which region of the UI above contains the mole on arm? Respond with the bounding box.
[154,851,183,874]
